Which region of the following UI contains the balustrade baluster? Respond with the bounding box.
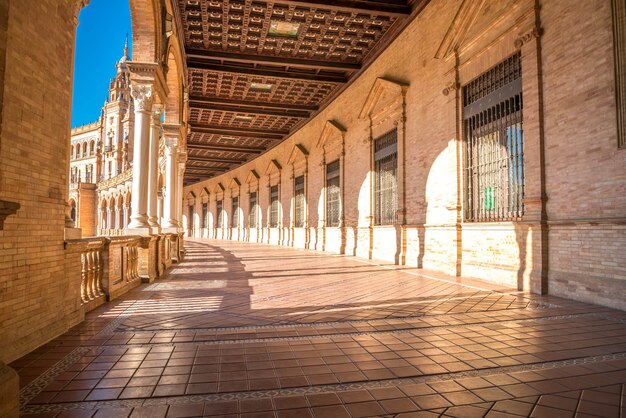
[88,251,96,301]
[80,253,88,303]
[94,250,103,296]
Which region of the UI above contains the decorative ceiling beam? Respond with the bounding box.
[189,96,319,112]
[277,0,411,17]
[187,156,248,164]
[187,49,360,72]
[187,59,348,83]
[189,124,287,139]
[185,167,229,173]
[189,99,310,118]
[186,142,267,154]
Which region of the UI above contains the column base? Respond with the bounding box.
[161,227,179,234]
[125,227,153,236]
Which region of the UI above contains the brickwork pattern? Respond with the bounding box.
[183,0,626,310]
[0,0,82,364]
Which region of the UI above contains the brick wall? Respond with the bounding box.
[181,0,625,309]
[541,0,626,309]
[0,0,83,363]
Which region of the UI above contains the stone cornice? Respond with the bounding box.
[126,62,169,104]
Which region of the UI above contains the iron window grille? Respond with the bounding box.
[216,200,223,228]
[269,185,279,227]
[463,52,524,222]
[201,203,208,229]
[294,175,305,227]
[326,160,341,227]
[374,129,398,226]
[249,191,258,228]
[231,197,239,228]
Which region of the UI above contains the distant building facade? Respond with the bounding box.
[69,41,141,237]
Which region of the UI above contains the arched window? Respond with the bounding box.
[75,143,81,158]
[89,140,95,155]
[82,142,88,156]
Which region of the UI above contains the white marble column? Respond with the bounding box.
[177,158,186,233]
[147,105,162,231]
[127,82,153,234]
[162,125,180,231]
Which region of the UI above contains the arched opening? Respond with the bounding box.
[69,199,77,222]
[100,199,108,232]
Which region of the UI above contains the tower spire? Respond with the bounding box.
[124,33,129,59]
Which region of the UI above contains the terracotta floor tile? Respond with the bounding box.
[166,403,204,418]
[202,400,238,416]
[311,405,351,418]
[92,407,132,418]
[129,405,169,418]
[14,241,626,418]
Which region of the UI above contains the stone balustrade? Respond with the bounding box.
[65,233,184,313]
[80,242,105,306]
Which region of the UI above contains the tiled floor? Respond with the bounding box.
[12,239,626,417]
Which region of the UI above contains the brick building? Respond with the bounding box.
[0,0,624,415]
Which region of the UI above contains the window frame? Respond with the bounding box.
[373,129,398,226]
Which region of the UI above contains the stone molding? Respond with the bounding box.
[514,27,542,49]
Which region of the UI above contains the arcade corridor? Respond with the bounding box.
[12,241,626,417]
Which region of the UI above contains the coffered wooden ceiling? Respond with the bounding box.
[178,0,429,184]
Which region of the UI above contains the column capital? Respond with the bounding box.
[165,140,178,155]
[130,84,154,112]
[151,104,164,124]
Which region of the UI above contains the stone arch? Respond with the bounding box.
[164,41,185,125]
[100,198,109,230]
[129,0,161,63]
[68,199,77,222]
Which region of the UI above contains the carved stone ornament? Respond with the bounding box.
[130,84,155,112]
[442,81,460,96]
[73,0,90,25]
[514,27,542,49]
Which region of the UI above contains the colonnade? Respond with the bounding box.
[125,63,186,236]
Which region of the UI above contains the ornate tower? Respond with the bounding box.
[99,37,134,180]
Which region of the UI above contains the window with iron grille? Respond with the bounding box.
[249,191,258,228]
[463,52,524,222]
[216,200,223,227]
[294,175,305,227]
[269,185,279,227]
[231,197,239,228]
[201,203,208,229]
[374,130,398,225]
[326,160,340,227]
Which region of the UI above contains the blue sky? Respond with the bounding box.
[72,0,132,128]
